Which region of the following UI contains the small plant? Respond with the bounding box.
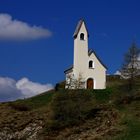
[55,81,65,91]
[93,88,112,103]
[9,102,31,111]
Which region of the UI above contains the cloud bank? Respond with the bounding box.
[0,77,53,102]
[114,70,121,75]
[138,55,140,61]
[0,13,52,41]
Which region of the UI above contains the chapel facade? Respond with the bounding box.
[64,20,107,89]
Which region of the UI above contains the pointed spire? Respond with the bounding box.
[73,19,89,38]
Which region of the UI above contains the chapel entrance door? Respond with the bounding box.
[87,78,94,89]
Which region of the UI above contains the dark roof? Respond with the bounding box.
[73,19,89,38]
[88,49,107,69]
[64,66,73,74]
[88,49,94,56]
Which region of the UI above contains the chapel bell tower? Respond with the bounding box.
[73,19,89,77]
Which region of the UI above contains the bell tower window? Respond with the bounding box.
[89,60,94,68]
[80,33,84,40]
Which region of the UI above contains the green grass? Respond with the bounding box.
[0,77,140,139]
[0,90,55,132]
[93,88,112,103]
[125,120,140,140]
[11,90,55,110]
[114,119,140,140]
[45,90,96,130]
[112,99,140,140]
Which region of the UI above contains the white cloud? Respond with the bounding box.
[0,13,52,41]
[138,55,140,61]
[0,77,53,102]
[0,77,23,102]
[16,78,53,98]
[114,70,121,75]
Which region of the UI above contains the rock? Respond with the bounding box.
[0,121,43,140]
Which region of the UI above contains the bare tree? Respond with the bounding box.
[120,42,140,91]
[65,73,75,89]
[74,73,85,89]
[65,73,85,89]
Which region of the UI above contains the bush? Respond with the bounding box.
[46,90,97,131]
[116,119,140,140]
[93,88,112,103]
[55,81,65,91]
[9,102,31,111]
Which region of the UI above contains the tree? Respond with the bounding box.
[120,42,140,91]
[65,73,75,89]
[65,73,85,89]
[74,73,85,89]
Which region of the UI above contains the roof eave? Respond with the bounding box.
[64,66,73,74]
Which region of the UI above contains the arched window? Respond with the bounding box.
[89,61,93,68]
[80,33,84,40]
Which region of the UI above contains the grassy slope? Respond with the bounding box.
[113,101,140,140]
[0,77,140,140]
[0,90,54,131]
[107,76,140,140]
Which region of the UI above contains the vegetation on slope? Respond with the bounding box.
[0,76,140,140]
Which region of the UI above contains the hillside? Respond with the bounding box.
[0,77,140,140]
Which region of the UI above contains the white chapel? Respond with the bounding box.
[64,19,107,89]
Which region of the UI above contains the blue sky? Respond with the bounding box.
[0,0,140,87]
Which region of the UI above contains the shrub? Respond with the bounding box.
[46,90,97,131]
[93,88,112,103]
[116,119,140,140]
[9,102,31,111]
[55,81,65,91]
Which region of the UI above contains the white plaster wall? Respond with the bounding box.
[66,21,106,89]
[73,22,88,78]
[85,53,106,89]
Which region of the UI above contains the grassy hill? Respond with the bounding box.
[0,77,140,140]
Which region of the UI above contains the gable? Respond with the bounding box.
[88,49,107,70]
